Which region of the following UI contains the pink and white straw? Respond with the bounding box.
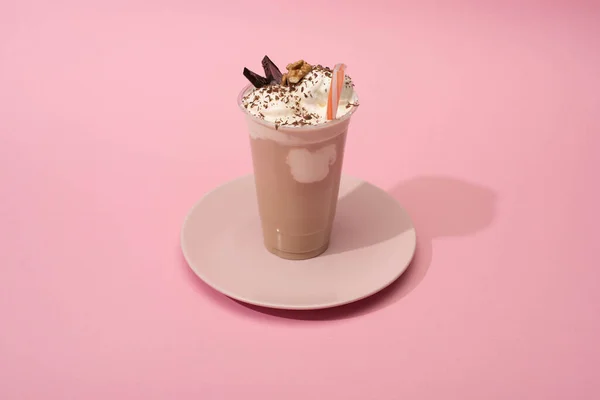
[326,63,347,120]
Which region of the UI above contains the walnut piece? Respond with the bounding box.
[281,60,312,86]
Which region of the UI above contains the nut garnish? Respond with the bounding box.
[281,60,313,86]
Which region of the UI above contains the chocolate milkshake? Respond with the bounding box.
[238,57,359,260]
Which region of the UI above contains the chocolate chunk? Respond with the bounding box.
[262,56,283,84]
[243,67,270,88]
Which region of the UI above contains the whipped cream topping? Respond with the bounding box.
[241,65,359,127]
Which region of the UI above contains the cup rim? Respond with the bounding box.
[237,84,358,130]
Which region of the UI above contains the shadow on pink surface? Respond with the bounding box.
[181,176,496,320]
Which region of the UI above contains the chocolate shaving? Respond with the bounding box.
[243,67,270,88]
[262,55,283,84]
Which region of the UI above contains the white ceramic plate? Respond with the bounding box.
[181,175,416,310]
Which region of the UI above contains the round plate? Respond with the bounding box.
[181,175,416,310]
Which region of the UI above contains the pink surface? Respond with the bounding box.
[1,1,599,398]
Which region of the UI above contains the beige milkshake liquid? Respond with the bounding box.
[239,58,358,260]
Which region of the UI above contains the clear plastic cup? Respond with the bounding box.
[238,84,358,260]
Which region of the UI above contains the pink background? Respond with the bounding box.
[1,0,599,398]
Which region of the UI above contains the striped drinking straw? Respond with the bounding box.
[326,63,347,120]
